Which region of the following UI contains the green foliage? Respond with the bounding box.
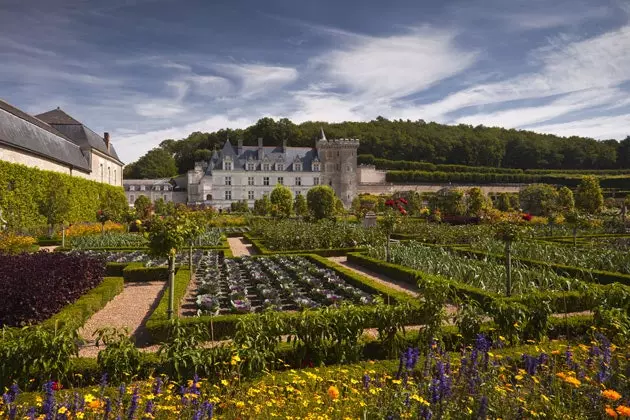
[557,186,575,211]
[253,194,271,216]
[230,199,250,213]
[428,188,466,216]
[69,232,147,248]
[94,327,142,383]
[307,186,337,220]
[519,183,559,216]
[575,175,604,214]
[134,195,152,219]
[454,301,484,344]
[157,319,206,379]
[147,214,190,258]
[0,161,125,231]
[270,184,293,218]
[466,187,492,217]
[294,193,308,217]
[495,193,512,211]
[124,147,178,179]
[37,175,72,234]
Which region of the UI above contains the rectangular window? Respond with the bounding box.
[224,162,232,170]
[294,163,302,171]
[313,163,320,172]
[263,163,270,171]
[225,176,231,186]
[225,190,232,200]
[263,177,270,186]
[314,177,320,185]
[277,163,284,171]
[277,177,283,185]
[163,194,168,201]
[114,170,117,185]
[108,167,111,183]
[295,177,301,186]
[140,185,146,191]
[248,191,254,200]
[100,163,103,182]
[247,163,255,171]
[129,186,135,191]
[129,194,135,203]
[248,176,254,186]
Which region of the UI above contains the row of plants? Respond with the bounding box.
[366,241,579,296]
[249,218,383,251]
[68,229,224,249]
[386,169,630,188]
[474,236,630,275]
[0,252,106,327]
[0,231,38,254]
[194,255,375,316]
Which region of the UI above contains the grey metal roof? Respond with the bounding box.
[36,108,123,164]
[0,99,91,172]
[207,142,319,174]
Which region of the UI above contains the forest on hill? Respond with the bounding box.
[123,117,630,179]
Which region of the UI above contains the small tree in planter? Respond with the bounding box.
[494,219,529,297]
[381,197,408,262]
[182,212,205,281]
[96,209,111,235]
[565,210,589,247]
[147,214,190,319]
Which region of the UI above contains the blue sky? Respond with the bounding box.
[2,0,630,163]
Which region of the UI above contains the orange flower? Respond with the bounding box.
[606,406,619,418]
[602,390,622,402]
[327,385,340,400]
[617,405,630,417]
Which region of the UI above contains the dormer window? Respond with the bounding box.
[312,162,321,172]
[263,163,271,171]
[224,161,232,170]
[129,186,135,191]
[247,162,256,171]
[294,162,302,171]
[276,163,284,171]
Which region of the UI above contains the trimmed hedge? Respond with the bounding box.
[385,170,630,189]
[244,233,361,257]
[42,276,124,330]
[0,160,126,230]
[145,267,190,341]
[122,263,169,282]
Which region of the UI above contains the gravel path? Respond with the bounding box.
[78,281,165,357]
[40,245,58,252]
[228,237,257,256]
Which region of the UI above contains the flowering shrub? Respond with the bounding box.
[0,232,36,254]
[2,335,629,419]
[0,252,105,326]
[65,221,124,237]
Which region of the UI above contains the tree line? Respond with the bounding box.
[123,117,630,179]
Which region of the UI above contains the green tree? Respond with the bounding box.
[128,148,177,179]
[134,195,152,219]
[496,193,511,212]
[270,184,293,218]
[467,187,492,217]
[153,198,167,216]
[575,175,604,214]
[334,197,345,215]
[193,149,213,162]
[38,175,71,237]
[307,186,336,220]
[98,187,128,223]
[429,188,466,216]
[253,194,271,216]
[230,200,249,213]
[557,186,575,211]
[519,184,559,216]
[294,194,308,217]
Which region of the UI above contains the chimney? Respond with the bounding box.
[257,137,264,160]
[282,138,287,153]
[104,132,110,152]
[237,138,243,155]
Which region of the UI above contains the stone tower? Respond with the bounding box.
[316,128,360,207]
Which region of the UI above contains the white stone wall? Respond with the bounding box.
[0,143,81,176]
[358,165,387,184]
[90,150,123,187]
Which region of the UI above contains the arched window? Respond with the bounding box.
[206,194,213,201]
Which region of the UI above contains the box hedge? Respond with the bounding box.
[122,263,169,282]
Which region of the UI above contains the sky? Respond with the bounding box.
[2,0,630,164]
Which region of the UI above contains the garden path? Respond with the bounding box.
[40,245,58,252]
[228,237,257,256]
[78,281,165,357]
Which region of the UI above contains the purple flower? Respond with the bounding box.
[153,377,163,395]
[127,387,139,420]
[362,374,371,389]
[25,407,36,420]
[522,354,540,376]
[42,381,56,419]
[421,407,433,420]
[207,402,214,419]
[144,399,155,415]
[104,398,112,419]
[477,396,488,419]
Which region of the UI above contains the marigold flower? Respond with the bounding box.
[603,390,622,401]
[617,405,630,417]
[606,406,618,418]
[327,385,340,400]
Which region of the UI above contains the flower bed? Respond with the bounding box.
[69,232,147,249]
[194,255,375,315]
[0,252,105,327]
[70,250,208,267]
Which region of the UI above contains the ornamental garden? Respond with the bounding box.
[2,166,630,419]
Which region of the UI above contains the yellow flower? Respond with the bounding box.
[563,376,581,388]
[221,379,229,386]
[231,354,242,365]
[57,407,68,415]
[88,400,102,409]
[84,394,96,403]
[602,390,622,402]
[76,413,85,419]
[236,401,245,408]
[327,385,340,400]
[410,394,430,406]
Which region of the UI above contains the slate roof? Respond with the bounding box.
[206,141,319,175]
[0,99,91,172]
[36,108,122,164]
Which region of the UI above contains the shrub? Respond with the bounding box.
[69,232,147,248]
[0,252,105,326]
[65,221,124,237]
[307,186,337,220]
[0,232,37,254]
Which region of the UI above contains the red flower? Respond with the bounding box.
[385,200,395,207]
[398,198,408,204]
[522,213,532,221]
[52,381,62,391]
[400,208,408,215]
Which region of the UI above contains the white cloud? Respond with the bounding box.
[214,63,299,98]
[114,115,255,163]
[134,102,186,118]
[529,113,630,140]
[455,88,627,128]
[417,24,630,120]
[315,27,477,100]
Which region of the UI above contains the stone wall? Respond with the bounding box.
[358,183,524,195]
